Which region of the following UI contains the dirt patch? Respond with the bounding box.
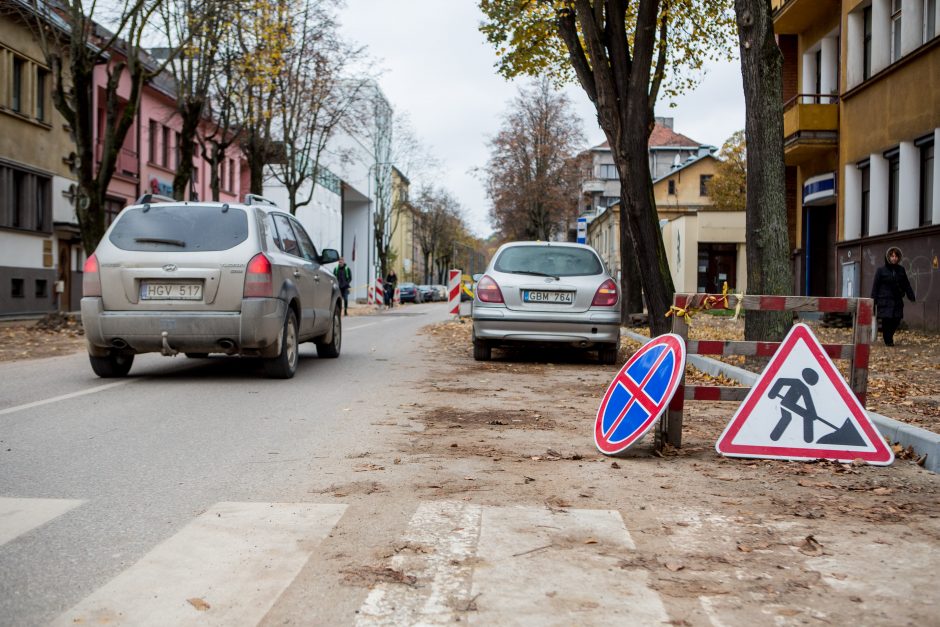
[389,318,940,624]
[0,314,86,362]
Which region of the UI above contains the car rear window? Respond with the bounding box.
[109,205,249,252]
[494,246,603,277]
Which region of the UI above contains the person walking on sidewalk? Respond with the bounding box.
[871,246,915,346]
[384,269,398,309]
[334,257,352,316]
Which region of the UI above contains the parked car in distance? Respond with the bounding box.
[433,285,447,301]
[398,282,423,303]
[81,193,343,379]
[471,241,620,364]
[417,284,437,302]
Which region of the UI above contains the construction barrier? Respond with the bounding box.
[448,269,461,315]
[659,294,874,450]
[374,277,384,308]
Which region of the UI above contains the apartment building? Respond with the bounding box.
[774,0,939,330]
[584,119,746,294]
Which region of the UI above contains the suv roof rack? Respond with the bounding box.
[243,194,278,207]
[136,193,177,204]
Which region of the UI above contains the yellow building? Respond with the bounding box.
[587,144,747,294]
[388,167,423,282]
[1,7,79,315]
[774,0,939,330]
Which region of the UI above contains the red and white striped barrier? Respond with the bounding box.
[448,269,461,315]
[394,286,400,305]
[375,277,384,307]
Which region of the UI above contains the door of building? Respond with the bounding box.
[697,243,738,294]
[803,204,836,296]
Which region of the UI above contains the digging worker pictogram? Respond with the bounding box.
[767,368,865,446]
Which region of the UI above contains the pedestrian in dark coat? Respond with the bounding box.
[870,246,915,346]
[333,257,352,316]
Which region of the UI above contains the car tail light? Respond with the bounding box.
[592,279,618,307]
[476,275,504,303]
[82,253,102,297]
[244,253,273,297]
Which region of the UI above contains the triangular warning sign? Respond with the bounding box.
[716,323,894,465]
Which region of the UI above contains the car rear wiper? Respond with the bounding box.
[509,270,560,279]
[134,237,186,247]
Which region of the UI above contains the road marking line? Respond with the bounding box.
[0,497,85,546]
[356,501,668,624]
[53,502,346,627]
[0,380,134,418]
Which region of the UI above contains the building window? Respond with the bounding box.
[699,174,712,196]
[36,69,47,121]
[887,149,900,232]
[921,140,935,226]
[104,197,124,226]
[11,278,25,298]
[228,158,235,191]
[891,0,902,62]
[148,120,158,163]
[927,0,938,41]
[175,131,182,169]
[219,159,226,189]
[668,179,676,195]
[12,57,24,112]
[598,164,618,180]
[859,161,871,237]
[35,279,47,298]
[0,163,52,233]
[161,125,170,167]
[863,6,873,80]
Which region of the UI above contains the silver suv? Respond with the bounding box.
[81,194,343,378]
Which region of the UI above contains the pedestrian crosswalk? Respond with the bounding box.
[2,497,668,625]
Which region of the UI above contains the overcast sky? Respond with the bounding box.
[337,0,746,238]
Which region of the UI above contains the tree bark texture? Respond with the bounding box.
[556,1,675,334]
[735,0,794,341]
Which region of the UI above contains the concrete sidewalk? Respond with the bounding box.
[625,330,939,473]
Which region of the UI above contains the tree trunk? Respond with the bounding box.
[173,100,203,200]
[735,0,793,341]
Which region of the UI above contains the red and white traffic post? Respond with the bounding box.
[448,269,461,316]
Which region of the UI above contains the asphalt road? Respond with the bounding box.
[0,303,449,626]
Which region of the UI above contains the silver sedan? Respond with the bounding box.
[471,241,621,363]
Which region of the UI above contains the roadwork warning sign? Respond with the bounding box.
[715,323,894,465]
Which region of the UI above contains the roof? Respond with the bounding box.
[652,153,717,184]
[591,123,704,151]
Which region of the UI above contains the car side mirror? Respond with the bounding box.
[319,248,339,264]
[472,273,483,282]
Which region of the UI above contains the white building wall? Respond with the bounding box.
[846,10,865,89]
[844,164,862,240]
[0,234,45,269]
[872,0,892,74]
[868,152,890,235]
[898,141,920,230]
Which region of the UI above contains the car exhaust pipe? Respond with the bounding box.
[218,339,236,353]
[160,331,179,357]
[111,338,128,350]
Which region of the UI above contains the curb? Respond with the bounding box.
[625,330,938,473]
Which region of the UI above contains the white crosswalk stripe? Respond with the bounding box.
[356,501,669,625]
[53,502,347,627]
[0,497,85,546]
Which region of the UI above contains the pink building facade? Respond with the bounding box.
[91,59,246,222]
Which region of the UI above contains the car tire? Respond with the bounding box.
[89,351,134,378]
[263,310,299,379]
[185,352,209,359]
[473,339,491,361]
[599,343,619,365]
[315,307,342,358]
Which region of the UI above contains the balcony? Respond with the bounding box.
[95,140,139,179]
[782,94,839,165]
[581,178,605,194]
[772,0,840,34]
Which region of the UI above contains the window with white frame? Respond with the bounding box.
[859,161,871,237]
[886,148,901,232]
[863,5,873,80]
[927,0,938,41]
[598,164,618,180]
[919,138,934,225]
[891,0,903,62]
